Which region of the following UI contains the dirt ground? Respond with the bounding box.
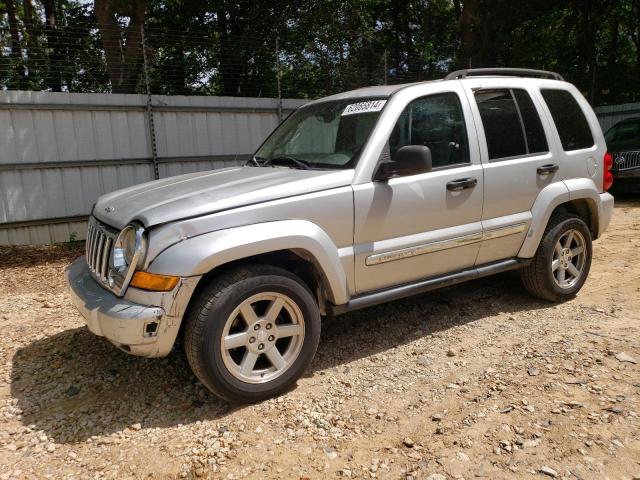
[0,199,639,480]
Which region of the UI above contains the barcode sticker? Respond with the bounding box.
[342,100,387,116]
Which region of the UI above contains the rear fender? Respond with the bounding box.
[518,182,570,258]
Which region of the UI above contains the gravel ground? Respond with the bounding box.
[1,200,639,480]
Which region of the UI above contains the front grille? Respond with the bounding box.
[613,151,640,171]
[86,217,117,282]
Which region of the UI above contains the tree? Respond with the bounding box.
[94,0,147,93]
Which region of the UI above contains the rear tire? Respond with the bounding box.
[184,265,321,403]
[521,213,592,302]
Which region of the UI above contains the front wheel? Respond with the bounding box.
[521,213,592,302]
[184,265,321,403]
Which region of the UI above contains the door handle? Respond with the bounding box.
[446,177,478,191]
[537,163,559,175]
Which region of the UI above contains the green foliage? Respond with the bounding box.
[0,0,638,105]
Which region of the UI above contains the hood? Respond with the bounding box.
[93,166,354,230]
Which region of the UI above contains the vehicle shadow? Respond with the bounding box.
[10,272,550,444]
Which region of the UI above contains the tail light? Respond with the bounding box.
[603,152,614,191]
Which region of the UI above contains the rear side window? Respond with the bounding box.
[475,89,548,161]
[541,89,594,151]
[513,90,548,154]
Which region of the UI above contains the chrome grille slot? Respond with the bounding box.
[85,217,118,283]
[613,151,640,171]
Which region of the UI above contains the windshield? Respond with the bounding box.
[254,98,387,169]
[605,119,640,149]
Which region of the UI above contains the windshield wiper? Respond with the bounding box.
[254,155,311,170]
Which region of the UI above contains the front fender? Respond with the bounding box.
[147,220,350,305]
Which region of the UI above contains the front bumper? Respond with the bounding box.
[66,257,197,357]
[612,168,640,180]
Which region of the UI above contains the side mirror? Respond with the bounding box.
[375,145,433,181]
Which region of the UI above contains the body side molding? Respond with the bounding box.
[365,222,528,266]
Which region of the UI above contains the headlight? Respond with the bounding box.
[113,223,147,272]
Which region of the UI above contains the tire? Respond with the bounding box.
[184,265,321,403]
[521,213,592,302]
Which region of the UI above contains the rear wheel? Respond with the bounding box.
[184,265,321,403]
[521,213,592,302]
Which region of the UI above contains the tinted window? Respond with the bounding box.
[389,93,469,168]
[541,89,594,151]
[475,89,527,159]
[605,120,640,150]
[513,89,548,154]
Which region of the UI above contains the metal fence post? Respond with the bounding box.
[276,37,283,122]
[141,25,160,180]
[384,49,388,85]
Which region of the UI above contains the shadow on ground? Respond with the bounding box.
[10,271,552,444]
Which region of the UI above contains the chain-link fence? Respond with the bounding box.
[0,20,457,101]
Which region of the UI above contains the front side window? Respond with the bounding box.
[475,88,548,161]
[389,92,469,168]
[254,98,386,169]
[541,89,594,151]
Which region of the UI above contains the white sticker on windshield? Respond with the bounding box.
[342,100,387,116]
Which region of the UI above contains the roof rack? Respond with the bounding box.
[445,68,564,81]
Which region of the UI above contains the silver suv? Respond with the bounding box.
[67,68,615,403]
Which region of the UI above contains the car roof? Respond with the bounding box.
[305,74,568,106]
[305,81,439,105]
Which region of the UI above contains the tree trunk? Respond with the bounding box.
[42,0,62,92]
[95,0,147,94]
[6,0,27,89]
[456,0,482,69]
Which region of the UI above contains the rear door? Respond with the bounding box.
[462,79,558,264]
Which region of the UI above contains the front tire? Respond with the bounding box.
[184,265,321,403]
[521,213,592,302]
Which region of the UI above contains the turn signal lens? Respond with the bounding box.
[130,271,180,291]
[603,152,614,192]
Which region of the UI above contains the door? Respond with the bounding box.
[353,88,484,294]
[462,81,559,264]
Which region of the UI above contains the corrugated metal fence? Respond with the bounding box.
[0,91,307,245]
[594,102,640,132]
[2,94,635,246]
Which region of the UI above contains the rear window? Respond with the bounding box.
[541,89,594,151]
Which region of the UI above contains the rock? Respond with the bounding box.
[130,423,142,431]
[528,368,540,376]
[604,405,623,414]
[324,448,338,460]
[46,443,56,453]
[403,437,415,448]
[446,348,457,357]
[426,474,446,480]
[432,414,442,422]
[539,466,558,477]
[456,452,469,462]
[614,352,637,364]
[66,385,80,397]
